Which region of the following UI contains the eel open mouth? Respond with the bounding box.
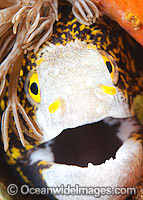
[35,119,143,200]
[52,120,122,167]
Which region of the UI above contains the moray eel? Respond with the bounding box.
[1,1,143,200]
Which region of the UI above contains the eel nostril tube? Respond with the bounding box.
[49,98,63,113]
[100,85,117,95]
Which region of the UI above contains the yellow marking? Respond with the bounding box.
[25,106,32,114]
[70,18,77,25]
[0,100,5,111]
[6,80,9,87]
[5,91,8,97]
[57,28,62,33]
[22,76,25,81]
[25,144,34,151]
[130,133,143,144]
[100,85,117,95]
[113,47,120,55]
[72,23,77,29]
[118,68,125,74]
[64,28,70,33]
[79,24,86,31]
[20,69,23,77]
[55,42,62,46]
[36,58,44,66]
[31,58,36,63]
[27,65,31,71]
[6,101,8,107]
[22,99,26,106]
[22,59,26,66]
[7,158,16,165]
[73,31,79,39]
[17,87,22,93]
[37,160,49,166]
[108,50,116,59]
[58,13,62,20]
[63,40,66,45]
[106,36,111,46]
[92,29,102,35]
[86,34,92,42]
[49,98,61,113]
[16,167,31,183]
[134,85,139,92]
[56,21,66,26]
[32,115,36,120]
[96,43,101,49]
[35,141,39,145]
[9,129,12,134]
[87,44,97,50]
[11,147,22,159]
[6,150,16,165]
[97,37,101,42]
[61,34,66,39]
[120,75,129,89]
[122,89,128,100]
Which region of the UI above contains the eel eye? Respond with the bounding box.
[99,50,119,85]
[24,69,41,107]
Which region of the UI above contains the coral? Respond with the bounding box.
[92,0,143,46]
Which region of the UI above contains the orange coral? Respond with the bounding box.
[92,0,143,46]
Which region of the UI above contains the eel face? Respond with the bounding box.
[25,40,131,142]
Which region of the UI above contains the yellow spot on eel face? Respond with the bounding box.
[49,98,61,113]
[100,85,117,95]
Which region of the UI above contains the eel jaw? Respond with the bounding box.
[41,137,143,200]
